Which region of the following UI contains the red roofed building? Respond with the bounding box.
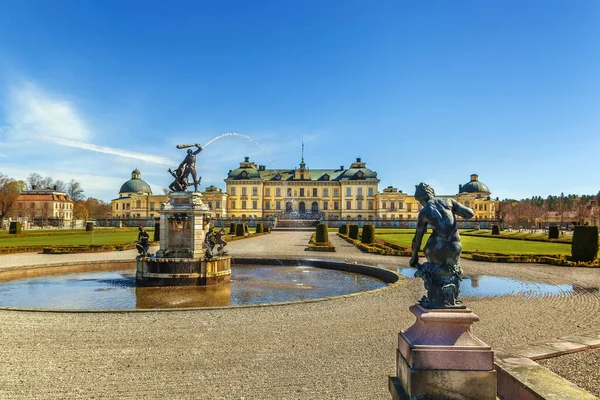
[13,189,74,226]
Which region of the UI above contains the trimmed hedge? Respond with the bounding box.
[9,221,21,234]
[154,222,160,241]
[338,225,348,235]
[229,223,237,234]
[361,224,375,244]
[256,223,264,233]
[572,226,599,262]
[85,222,94,232]
[244,224,249,233]
[548,226,559,239]
[491,225,500,235]
[348,225,359,240]
[307,233,335,252]
[315,223,329,243]
[235,224,245,237]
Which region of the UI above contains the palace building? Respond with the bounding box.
[12,188,74,226]
[111,160,498,222]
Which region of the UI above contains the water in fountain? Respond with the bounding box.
[203,132,276,168]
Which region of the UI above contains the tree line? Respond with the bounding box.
[0,172,112,224]
[497,192,600,229]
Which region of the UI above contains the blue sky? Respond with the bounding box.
[0,0,599,202]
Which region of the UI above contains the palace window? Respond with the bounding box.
[242,187,247,196]
[216,201,220,209]
[136,200,141,209]
[390,202,395,210]
[287,188,292,197]
[323,201,328,210]
[231,201,236,209]
[276,188,281,197]
[252,201,257,209]
[323,188,328,197]
[150,203,155,211]
[266,188,270,196]
[312,188,317,197]
[334,201,339,210]
[334,188,339,197]
[382,201,386,208]
[368,201,373,210]
[368,187,374,196]
[276,201,281,210]
[207,202,212,210]
[265,201,270,210]
[242,201,247,209]
[357,201,363,210]
[346,200,351,210]
[252,187,258,196]
[357,188,363,196]
[346,187,351,196]
[231,187,236,196]
[399,202,404,209]
[300,188,305,197]
[407,204,412,212]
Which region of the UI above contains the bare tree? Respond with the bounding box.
[26,173,44,190]
[573,197,590,225]
[0,174,24,226]
[67,179,85,201]
[53,180,67,192]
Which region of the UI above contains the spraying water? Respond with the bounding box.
[202,132,276,167]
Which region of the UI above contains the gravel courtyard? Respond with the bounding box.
[1,231,599,399]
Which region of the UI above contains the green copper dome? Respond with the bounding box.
[459,174,490,194]
[119,169,152,194]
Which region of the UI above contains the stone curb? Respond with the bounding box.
[494,330,600,399]
[0,258,403,313]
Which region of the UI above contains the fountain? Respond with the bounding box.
[136,143,232,286]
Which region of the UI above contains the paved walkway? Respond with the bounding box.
[1,232,600,399]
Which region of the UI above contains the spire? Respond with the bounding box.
[299,141,306,168]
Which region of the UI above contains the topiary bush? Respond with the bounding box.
[244,224,249,233]
[9,221,21,234]
[339,224,348,235]
[256,223,264,233]
[571,226,599,262]
[548,226,559,239]
[154,222,160,241]
[86,222,94,232]
[491,225,500,235]
[361,224,375,244]
[229,223,237,234]
[236,223,245,237]
[315,223,329,243]
[349,225,359,240]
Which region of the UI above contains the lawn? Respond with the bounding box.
[378,233,574,256]
[0,229,153,247]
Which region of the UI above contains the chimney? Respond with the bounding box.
[53,185,57,190]
[340,165,344,170]
[470,174,478,182]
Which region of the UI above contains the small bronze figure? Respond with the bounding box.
[136,226,150,257]
[169,143,202,192]
[409,183,474,308]
[204,226,228,258]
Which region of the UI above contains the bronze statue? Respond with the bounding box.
[169,143,202,192]
[409,183,474,308]
[136,226,150,257]
[204,226,228,258]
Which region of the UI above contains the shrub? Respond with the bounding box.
[315,224,329,243]
[491,225,500,235]
[9,221,21,234]
[571,226,599,262]
[86,222,94,232]
[154,222,160,241]
[236,223,245,237]
[548,226,559,239]
[339,224,348,235]
[256,223,264,233]
[229,223,237,234]
[349,225,359,240]
[361,224,375,244]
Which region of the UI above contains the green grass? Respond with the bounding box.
[378,233,574,256]
[0,228,153,247]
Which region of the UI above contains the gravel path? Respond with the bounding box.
[0,231,599,399]
[538,348,600,397]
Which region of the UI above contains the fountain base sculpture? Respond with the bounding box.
[136,191,231,287]
[389,183,496,399]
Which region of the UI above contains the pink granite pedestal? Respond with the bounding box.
[389,304,497,400]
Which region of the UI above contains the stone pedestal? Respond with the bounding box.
[389,304,497,400]
[136,191,231,287]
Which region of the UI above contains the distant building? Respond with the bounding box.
[12,188,74,226]
[111,169,167,219]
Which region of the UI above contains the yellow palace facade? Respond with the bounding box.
[111,159,497,222]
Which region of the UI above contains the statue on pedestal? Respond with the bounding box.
[169,144,202,192]
[409,183,474,308]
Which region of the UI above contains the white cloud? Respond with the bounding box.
[5,81,174,165]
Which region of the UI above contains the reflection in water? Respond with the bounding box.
[0,266,385,310]
[393,267,592,299]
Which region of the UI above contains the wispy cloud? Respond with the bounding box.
[5,81,174,165]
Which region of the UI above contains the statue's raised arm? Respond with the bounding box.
[170,143,203,192]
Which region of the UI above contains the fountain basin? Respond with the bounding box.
[136,256,231,286]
